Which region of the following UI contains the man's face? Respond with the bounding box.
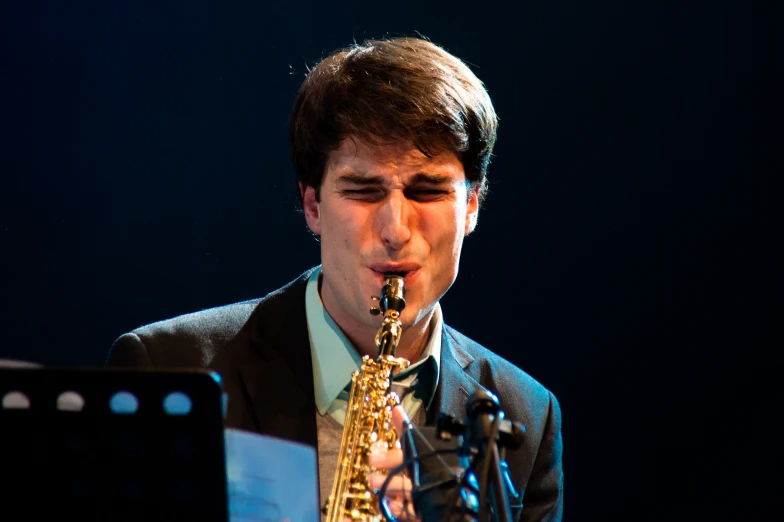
[301,137,479,331]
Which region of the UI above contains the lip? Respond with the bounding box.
[369,264,422,286]
[370,262,422,274]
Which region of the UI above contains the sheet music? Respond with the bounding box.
[225,428,319,522]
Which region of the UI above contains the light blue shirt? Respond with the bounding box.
[304,267,442,424]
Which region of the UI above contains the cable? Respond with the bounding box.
[377,448,463,522]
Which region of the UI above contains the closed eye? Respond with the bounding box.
[404,188,451,201]
[341,188,385,201]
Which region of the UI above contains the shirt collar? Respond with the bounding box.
[305,267,442,415]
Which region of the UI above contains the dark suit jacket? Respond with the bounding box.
[108,269,563,521]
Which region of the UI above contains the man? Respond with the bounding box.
[108,37,563,521]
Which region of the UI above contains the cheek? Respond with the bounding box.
[323,205,372,249]
[420,207,464,252]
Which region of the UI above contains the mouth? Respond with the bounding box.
[369,264,421,286]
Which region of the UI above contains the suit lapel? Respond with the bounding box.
[236,272,318,448]
[428,326,489,423]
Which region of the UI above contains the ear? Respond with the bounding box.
[464,186,479,235]
[300,182,321,236]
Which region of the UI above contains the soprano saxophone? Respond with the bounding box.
[324,274,410,522]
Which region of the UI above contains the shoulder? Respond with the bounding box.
[132,298,261,345]
[134,268,315,340]
[444,325,556,425]
[109,268,314,367]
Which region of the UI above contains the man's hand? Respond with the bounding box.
[368,406,420,521]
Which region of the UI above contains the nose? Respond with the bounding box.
[378,192,412,250]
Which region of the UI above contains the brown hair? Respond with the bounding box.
[289,36,498,205]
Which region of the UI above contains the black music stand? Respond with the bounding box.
[0,366,228,521]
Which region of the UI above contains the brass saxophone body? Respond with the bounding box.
[324,274,410,522]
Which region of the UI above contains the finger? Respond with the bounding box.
[369,472,412,494]
[368,446,403,469]
[392,405,411,435]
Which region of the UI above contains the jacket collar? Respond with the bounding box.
[237,269,319,447]
[428,325,489,424]
[234,268,487,444]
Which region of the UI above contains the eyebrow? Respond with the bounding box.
[335,172,456,186]
[335,173,385,186]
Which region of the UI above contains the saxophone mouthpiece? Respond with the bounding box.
[368,274,406,316]
[381,273,406,314]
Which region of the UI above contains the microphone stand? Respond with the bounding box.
[438,389,525,522]
[378,389,524,522]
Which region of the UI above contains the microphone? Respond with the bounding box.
[399,390,526,522]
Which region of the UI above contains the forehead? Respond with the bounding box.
[325,137,465,180]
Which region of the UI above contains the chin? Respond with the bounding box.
[399,302,428,327]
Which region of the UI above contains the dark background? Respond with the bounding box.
[0,1,752,520]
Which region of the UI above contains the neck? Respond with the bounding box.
[342,308,435,364]
[316,274,435,363]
